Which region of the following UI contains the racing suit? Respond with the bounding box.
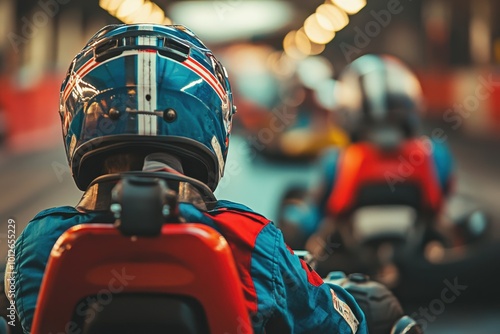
[282,136,455,239]
[10,176,368,334]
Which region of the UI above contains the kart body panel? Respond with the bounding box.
[32,223,251,333]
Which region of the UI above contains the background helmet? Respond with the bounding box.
[334,54,423,143]
[60,24,236,190]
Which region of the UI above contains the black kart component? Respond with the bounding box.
[111,176,175,237]
[325,272,403,334]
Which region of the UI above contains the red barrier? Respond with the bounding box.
[418,69,500,138]
[416,70,454,116]
[0,73,64,151]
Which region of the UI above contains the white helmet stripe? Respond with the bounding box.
[137,34,158,136]
[359,56,387,121]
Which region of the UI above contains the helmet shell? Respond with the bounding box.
[335,54,423,142]
[60,24,235,190]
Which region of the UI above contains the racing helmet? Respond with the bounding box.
[59,24,236,191]
[335,54,423,143]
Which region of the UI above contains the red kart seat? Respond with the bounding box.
[327,139,443,217]
[31,223,252,334]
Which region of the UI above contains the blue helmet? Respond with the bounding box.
[60,24,236,190]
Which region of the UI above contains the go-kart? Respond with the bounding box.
[254,122,350,161]
[5,172,423,333]
[277,139,493,298]
[244,93,350,162]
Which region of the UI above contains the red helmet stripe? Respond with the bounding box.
[183,57,226,100]
[63,52,227,103]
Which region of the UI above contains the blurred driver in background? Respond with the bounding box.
[280,54,455,252]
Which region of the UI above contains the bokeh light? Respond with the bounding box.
[303,14,336,44]
[316,4,349,32]
[330,0,367,15]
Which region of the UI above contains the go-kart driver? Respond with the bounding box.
[5,24,368,334]
[281,54,455,250]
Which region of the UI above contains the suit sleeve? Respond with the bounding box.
[13,208,88,333]
[253,222,368,333]
[14,221,58,333]
[430,139,455,196]
[280,149,340,237]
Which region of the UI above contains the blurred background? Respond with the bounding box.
[0,0,499,333]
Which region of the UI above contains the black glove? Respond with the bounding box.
[325,272,423,334]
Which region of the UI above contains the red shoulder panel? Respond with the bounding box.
[285,245,324,287]
[206,209,270,314]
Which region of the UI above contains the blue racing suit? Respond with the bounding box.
[11,180,368,334]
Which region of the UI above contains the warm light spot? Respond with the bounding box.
[123,1,153,23]
[315,12,335,32]
[317,4,349,32]
[147,3,167,24]
[99,0,123,15]
[116,0,144,19]
[283,30,307,60]
[294,28,325,56]
[163,17,173,25]
[295,28,312,55]
[100,0,170,25]
[283,31,296,49]
[304,14,335,44]
[309,41,326,56]
[268,52,296,78]
[424,241,446,264]
[331,0,366,15]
